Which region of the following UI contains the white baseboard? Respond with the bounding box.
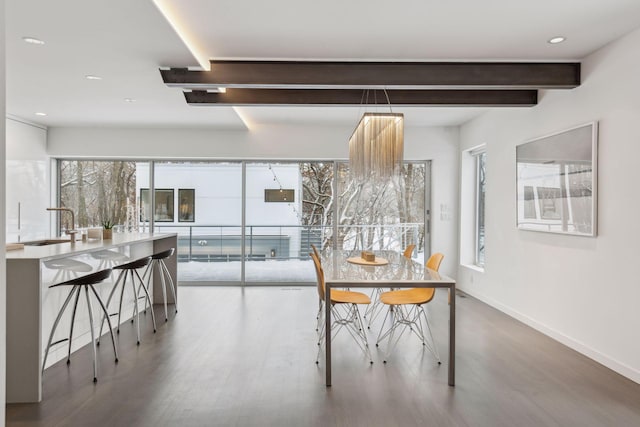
[458,285,640,385]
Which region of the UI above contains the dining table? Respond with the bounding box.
[322,250,457,387]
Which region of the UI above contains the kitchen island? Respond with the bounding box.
[6,232,178,403]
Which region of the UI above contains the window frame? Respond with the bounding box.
[474,151,486,267]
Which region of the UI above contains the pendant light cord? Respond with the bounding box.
[383,88,393,113]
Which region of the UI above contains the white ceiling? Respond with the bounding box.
[6,0,640,129]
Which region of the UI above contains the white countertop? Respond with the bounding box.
[6,233,177,261]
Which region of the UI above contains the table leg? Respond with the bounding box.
[325,283,332,386]
[448,283,456,386]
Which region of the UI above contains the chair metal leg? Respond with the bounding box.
[419,306,440,363]
[42,286,78,373]
[353,305,373,363]
[316,300,324,333]
[376,306,396,345]
[364,288,385,328]
[316,303,372,364]
[84,286,98,382]
[376,302,440,364]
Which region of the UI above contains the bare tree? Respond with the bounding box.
[60,160,137,228]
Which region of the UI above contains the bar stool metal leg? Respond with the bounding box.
[101,257,155,344]
[97,270,126,343]
[129,270,141,344]
[138,263,152,314]
[84,286,98,382]
[88,284,119,363]
[158,260,169,321]
[116,270,127,333]
[161,260,178,313]
[42,269,117,383]
[66,286,82,364]
[42,286,79,373]
[134,270,156,333]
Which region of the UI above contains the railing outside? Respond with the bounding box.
[151,223,423,263]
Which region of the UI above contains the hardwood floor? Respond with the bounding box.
[6,286,640,427]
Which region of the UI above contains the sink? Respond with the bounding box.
[22,239,71,246]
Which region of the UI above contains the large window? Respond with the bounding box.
[58,159,430,284]
[475,152,486,266]
[337,162,430,262]
[59,160,144,231]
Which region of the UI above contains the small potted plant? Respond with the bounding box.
[102,219,114,240]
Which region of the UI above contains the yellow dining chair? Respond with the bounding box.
[310,244,323,334]
[310,251,373,364]
[402,244,416,259]
[364,244,416,329]
[375,252,444,364]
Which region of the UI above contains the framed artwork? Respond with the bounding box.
[178,189,195,222]
[264,189,295,202]
[516,122,598,236]
[140,188,175,222]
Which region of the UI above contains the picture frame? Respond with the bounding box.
[140,188,175,222]
[516,122,598,236]
[178,189,195,222]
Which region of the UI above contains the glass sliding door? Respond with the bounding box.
[150,161,243,283]
[300,161,335,257]
[244,162,320,284]
[336,161,430,263]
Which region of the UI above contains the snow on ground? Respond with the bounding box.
[178,259,316,282]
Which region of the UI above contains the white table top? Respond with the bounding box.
[6,232,177,261]
[322,250,455,288]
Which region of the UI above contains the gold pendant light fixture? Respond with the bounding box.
[348,112,404,182]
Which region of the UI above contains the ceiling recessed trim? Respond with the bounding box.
[152,0,210,70]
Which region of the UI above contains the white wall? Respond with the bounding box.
[5,117,49,242]
[1,0,7,421]
[48,124,460,276]
[458,27,640,383]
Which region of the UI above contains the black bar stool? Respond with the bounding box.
[99,257,156,345]
[141,248,177,321]
[42,269,118,383]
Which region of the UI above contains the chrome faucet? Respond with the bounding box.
[47,207,78,241]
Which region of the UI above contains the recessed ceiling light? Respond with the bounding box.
[85,75,102,80]
[22,36,45,45]
[124,98,136,103]
[34,112,47,116]
[548,36,566,44]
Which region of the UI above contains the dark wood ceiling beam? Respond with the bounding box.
[184,89,538,106]
[161,60,580,89]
